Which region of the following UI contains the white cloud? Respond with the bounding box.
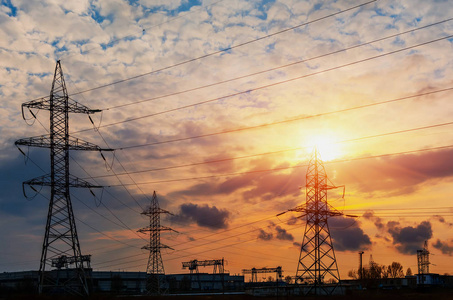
[1,0,453,276]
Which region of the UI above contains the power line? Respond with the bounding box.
[73,35,453,135]
[68,0,378,97]
[88,119,453,181]
[62,0,227,60]
[85,115,453,179]
[109,86,453,150]
[94,216,300,269]
[102,18,453,111]
[104,144,453,186]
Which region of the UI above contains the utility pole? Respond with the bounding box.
[15,61,112,295]
[138,191,175,294]
[278,148,355,295]
[358,251,364,280]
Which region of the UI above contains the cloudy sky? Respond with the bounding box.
[1,0,453,280]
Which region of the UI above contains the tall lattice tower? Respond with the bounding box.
[417,241,430,279]
[138,191,175,294]
[15,61,111,295]
[278,148,349,295]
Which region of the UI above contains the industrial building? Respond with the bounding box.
[0,270,244,295]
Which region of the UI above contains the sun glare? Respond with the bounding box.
[309,135,342,161]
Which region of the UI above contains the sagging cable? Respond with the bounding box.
[16,146,29,164]
[22,183,42,201]
[100,150,115,172]
[88,111,103,132]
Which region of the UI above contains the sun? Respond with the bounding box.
[309,134,342,161]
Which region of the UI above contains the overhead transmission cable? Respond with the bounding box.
[104,144,453,186]
[102,17,453,111]
[66,74,149,213]
[62,0,227,60]
[93,86,453,152]
[88,120,453,181]
[73,34,453,135]
[68,0,378,97]
[94,215,301,268]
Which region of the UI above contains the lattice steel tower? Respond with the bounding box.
[278,148,350,295]
[138,191,175,294]
[15,61,111,295]
[417,241,430,275]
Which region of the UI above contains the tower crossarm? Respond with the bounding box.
[24,174,103,188]
[142,244,174,251]
[22,97,101,115]
[15,135,113,152]
[277,203,357,218]
[141,208,173,216]
[137,226,177,233]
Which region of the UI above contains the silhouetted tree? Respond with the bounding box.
[387,262,404,278]
[285,276,293,284]
[406,268,413,276]
[347,269,359,280]
[367,261,385,279]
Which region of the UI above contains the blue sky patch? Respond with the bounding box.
[2,0,17,17]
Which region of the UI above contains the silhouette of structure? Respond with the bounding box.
[278,148,354,295]
[358,251,364,280]
[182,259,225,274]
[137,191,175,294]
[15,61,111,295]
[181,258,226,291]
[242,266,283,283]
[417,241,430,285]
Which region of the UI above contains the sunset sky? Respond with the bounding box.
[1,0,453,280]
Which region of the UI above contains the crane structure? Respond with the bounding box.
[182,259,225,274]
[278,148,354,295]
[242,266,283,283]
[137,191,175,294]
[15,61,112,295]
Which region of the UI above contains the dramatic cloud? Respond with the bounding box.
[363,210,384,230]
[275,225,294,241]
[257,224,294,241]
[257,229,273,241]
[336,149,453,196]
[169,203,230,230]
[432,215,453,227]
[387,221,433,254]
[432,239,453,256]
[1,0,453,276]
[329,216,371,251]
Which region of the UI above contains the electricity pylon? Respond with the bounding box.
[417,241,430,285]
[15,61,112,295]
[137,191,175,294]
[278,148,354,295]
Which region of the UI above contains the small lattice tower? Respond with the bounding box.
[417,241,430,275]
[138,191,175,294]
[15,61,111,295]
[294,148,343,295]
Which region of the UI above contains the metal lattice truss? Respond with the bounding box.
[182,259,225,274]
[242,266,283,282]
[417,241,430,275]
[15,61,110,296]
[278,148,354,296]
[138,191,175,295]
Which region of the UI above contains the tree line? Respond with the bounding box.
[348,261,413,280]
